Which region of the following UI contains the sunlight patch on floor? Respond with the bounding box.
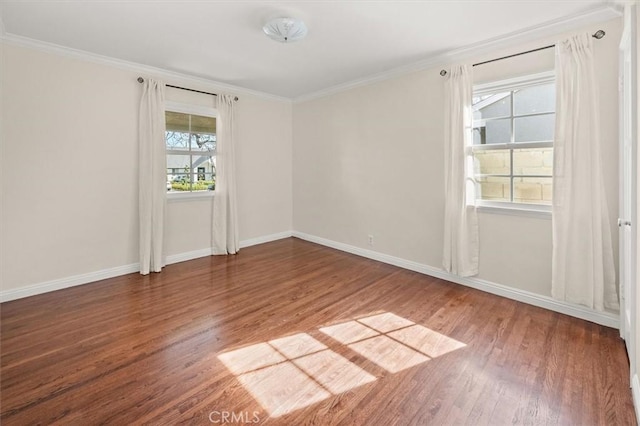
[293,349,376,394]
[320,312,466,373]
[318,321,379,345]
[217,342,285,375]
[237,362,331,417]
[218,333,373,417]
[269,332,327,358]
[389,324,467,358]
[358,312,415,333]
[348,335,429,373]
[217,312,466,418]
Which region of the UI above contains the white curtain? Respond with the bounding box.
[212,94,239,255]
[443,65,479,277]
[138,78,166,275]
[552,34,618,311]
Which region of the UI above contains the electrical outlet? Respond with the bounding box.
[367,235,374,246]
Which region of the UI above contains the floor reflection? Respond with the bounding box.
[348,335,429,373]
[217,312,465,418]
[318,320,379,345]
[237,361,331,417]
[218,333,374,417]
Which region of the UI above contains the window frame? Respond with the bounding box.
[165,101,218,201]
[470,71,555,217]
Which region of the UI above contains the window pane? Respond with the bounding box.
[165,111,191,132]
[476,176,511,202]
[191,173,215,191]
[513,177,552,205]
[483,118,511,144]
[167,154,191,191]
[514,84,555,115]
[514,114,554,142]
[191,155,215,191]
[472,127,484,145]
[166,131,190,150]
[513,148,553,176]
[190,133,216,152]
[473,150,510,175]
[190,115,216,134]
[473,92,511,120]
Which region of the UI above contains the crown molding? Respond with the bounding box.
[0,33,291,103]
[294,4,622,103]
[0,3,623,104]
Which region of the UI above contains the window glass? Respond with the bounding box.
[190,133,216,152]
[472,150,510,175]
[192,155,215,190]
[474,92,511,120]
[514,114,555,142]
[165,111,191,132]
[513,84,555,115]
[165,109,216,193]
[166,131,190,150]
[483,118,511,145]
[513,177,552,205]
[472,127,484,145]
[471,75,555,207]
[476,177,511,203]
[513,148,553,176]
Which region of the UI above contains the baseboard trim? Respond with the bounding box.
[292,231,619,329]
[164,248,213,265]
[0,231,293,303]
[239,231,294,249]
[2,230,620,329]
[632,374,640,422]
[0,263,140,303]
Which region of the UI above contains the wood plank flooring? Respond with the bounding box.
[1,238,636,425]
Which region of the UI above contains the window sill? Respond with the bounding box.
[166,191,215,202]
[476,203,551,220]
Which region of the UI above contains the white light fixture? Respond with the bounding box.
[263,17,307,43]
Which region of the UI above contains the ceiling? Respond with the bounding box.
[0,1,617,99]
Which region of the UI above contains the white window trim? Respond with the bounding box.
[473,71,555,95]
[165,101,218,201]
[167,191,214,201]
[472,71,555,217]
[165,101,218,118]
[476,202,551,219]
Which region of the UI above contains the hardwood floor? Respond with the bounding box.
[1,238,636,425]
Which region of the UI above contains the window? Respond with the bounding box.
[471,73,555,209]
[165,103,217,194]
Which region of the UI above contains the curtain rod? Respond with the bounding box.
[439,30,605,76]
[136,77,239,101]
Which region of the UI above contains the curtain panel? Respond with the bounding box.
[552,33,618,311]
[138,78,167,275]
[212,94,239,255]
[442,65,479,277]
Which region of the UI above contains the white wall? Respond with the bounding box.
[293,18,622,300]
[161,87,294,258]
[1,42,293,294]
[294,69,443,266]
[0,17,623,309]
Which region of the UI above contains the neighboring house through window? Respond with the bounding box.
[471,72,555,210]
[165,102,217,193]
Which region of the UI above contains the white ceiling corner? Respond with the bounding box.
[294,3,621,103]
[0,32,292,103]
[0,1,621,100]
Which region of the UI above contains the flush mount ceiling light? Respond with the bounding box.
[263,17,307,43]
